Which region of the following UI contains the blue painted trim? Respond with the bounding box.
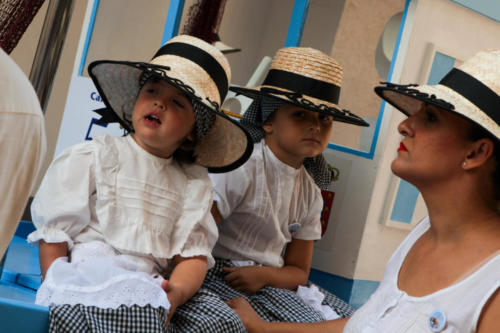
[390,180,419,223]
[450,0,500,23]
[327,142,374,159]
[309,268,380,309]
[78,0,100,76]
[328,0,411,159]
[427,52,455,85]
[284,0,310,47]
[309,268,352,303]
[162,0,186,44]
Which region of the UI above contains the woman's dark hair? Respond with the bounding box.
[467,122,500,200]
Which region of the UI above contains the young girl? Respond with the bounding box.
[28,35,252,332]
[205,47,368,324]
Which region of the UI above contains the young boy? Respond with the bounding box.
[205,47,368,323]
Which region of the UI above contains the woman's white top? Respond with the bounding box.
[209,141,322,268]
[344,217,500,333]
[28,134,218,309]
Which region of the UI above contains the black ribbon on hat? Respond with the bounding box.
[262,69,341,105]
[154,42,228,101]
[440,68,500,125]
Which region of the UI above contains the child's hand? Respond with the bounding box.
[161,279,182,327]
[223,266,267,295]
[226,297,265,333]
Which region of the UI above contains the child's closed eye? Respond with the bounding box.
[173,99,185,108]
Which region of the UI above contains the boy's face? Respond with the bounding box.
[131,78,195,158]
[263,104,333,168]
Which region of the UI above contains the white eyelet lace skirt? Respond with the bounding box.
[36,240,170,312]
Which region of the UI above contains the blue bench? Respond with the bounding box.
[0,221,49,333]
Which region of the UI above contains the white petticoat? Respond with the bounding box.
[36,240,170,312]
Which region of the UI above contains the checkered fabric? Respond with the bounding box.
[240,97,332,190]
[204,258,354,323]
[167,288,245,333]
[49,304,167,333]
[49,290,246,333]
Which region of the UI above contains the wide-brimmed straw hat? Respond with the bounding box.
[375,49,500,140]
[88,34,252,173]
[230,47,368,127]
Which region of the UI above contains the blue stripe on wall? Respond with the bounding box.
[309,269,379,309]
[78,0,100,76]
[451,0,500,23]
[428,52,456,85]
[162,0,185,43]
[390,180,419,223]
[285,0,310,47]
[309,268,353,303]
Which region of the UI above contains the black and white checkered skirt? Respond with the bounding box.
[49,304,167,333]
[203,258,354,323]
[48,288,245,333]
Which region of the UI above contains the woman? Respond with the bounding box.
[227,49,500,332]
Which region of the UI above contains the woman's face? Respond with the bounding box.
[391,103,474,186]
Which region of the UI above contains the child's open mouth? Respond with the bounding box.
[144,113,162,125]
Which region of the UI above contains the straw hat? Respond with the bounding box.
[88,34,252,173]
[375,49,500,140]
[230,47,368,127]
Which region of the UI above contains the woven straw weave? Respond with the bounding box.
[271,47,343,86]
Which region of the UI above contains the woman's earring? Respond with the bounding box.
[462,161,467,168]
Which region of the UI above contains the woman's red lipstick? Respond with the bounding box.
[398,142,408,152]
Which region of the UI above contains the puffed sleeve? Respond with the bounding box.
[170,164,218,268]
[209,163,251,220]
[27,142,96,249]
[293,173,322,240]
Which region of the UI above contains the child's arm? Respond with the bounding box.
[223,238,313,294]
[39,240,68,278]
[227,297,349,333]
[28,143,96,279]
[162,255,207,323]
[211,202,223,225]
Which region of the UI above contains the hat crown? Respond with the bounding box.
[150,34,231,105]
[269,47,343,87]
[458,49,500,98]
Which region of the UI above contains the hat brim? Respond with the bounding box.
[374,83,500,140]
[230,85,369,127]
[88,60,253,172]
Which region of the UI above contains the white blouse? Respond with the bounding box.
[344,217,500,333]
[29,134,218,269]
[210,141,322,268]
